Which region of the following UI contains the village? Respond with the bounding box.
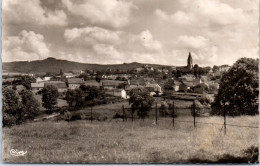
[3,53,230,108]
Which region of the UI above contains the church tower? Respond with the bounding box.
[187,52,193,70]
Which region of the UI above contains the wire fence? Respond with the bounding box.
[70,100,259,134]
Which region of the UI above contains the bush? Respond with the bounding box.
[159,102,169,117]
[3,112,17,127]
[199,95,214,105]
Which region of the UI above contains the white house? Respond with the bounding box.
[105,89,127,99]
[36,77,44,83]
[64,73,74,78]
[43,77,51,81]
[31,82,44,92]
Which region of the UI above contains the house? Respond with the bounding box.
[135,68,144,73]
[145,83,162,92]
[193,83,209,94]
[162,69,169,74]
[105,89,127,99]
[200,76,208,82]
[219,65,231,72]
[36,77,44,83]
[171,66,177,71]
[179,82,194,92]
[207,82,219,91]
[125,86,147,95]
[31,82,44,92]
[101,80,126,90]
[144,78,156,85]
[68,78,85,89]
[173,81,181,92]
[179,75,194,82]
[43,76,51,81]
[193,78,202,86]
[107,75,117,80]
[64,73,74,78]
[129,77,156,86]
[44,81,68,92]
[84,80,100,87]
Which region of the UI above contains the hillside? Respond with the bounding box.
[2,57,172,74]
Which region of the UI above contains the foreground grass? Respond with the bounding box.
[2,116,258,164]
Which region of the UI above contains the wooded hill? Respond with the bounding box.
[3,57,173,74]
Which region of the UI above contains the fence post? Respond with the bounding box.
[132,108,134,122]
[91,104,93,123]
[172,101,175,127]
[122,105,125,122]
[224,102,226,135]
[156,102,158,125]
[193,100,196,128]
[141,102,144,122]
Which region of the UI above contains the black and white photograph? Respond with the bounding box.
[1,0,259,164]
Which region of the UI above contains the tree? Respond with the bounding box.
[212,65,219,72]
[65,89,77,107]
[74,89,84,108]
[20,76,36,89]
[129,88,154,119]
[211,58,258,116]
[20,90,40,121]
[79,85,103,101]
[164,79,175,90]
[60,69,63,76]
[42,85,59,113]
[2,88,21,127]
[95,75,102,83]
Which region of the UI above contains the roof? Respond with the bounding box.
[173,80,181,86]
[195,83,209,88]
[144,78,156,84]
[64,73,73,76]
[125,86,146,91]
[31,82,44,88]
[146,83,161,88]
[68,78,85,84]
[44,82,67,88]
[130,79,145,86]
[179,76,194,82]
[181,82,194,87]
[102,80,125,86]
[84,80,100,86]
[130,77,156,86]
[44,81,67,88]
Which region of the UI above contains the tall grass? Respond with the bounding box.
[2,115,258,163]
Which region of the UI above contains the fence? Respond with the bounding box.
[68,100,258,135]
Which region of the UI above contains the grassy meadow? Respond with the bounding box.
[2,115,258,164]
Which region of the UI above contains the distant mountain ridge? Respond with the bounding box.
[2,57,173,74]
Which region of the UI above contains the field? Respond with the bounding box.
[2,114,258,164]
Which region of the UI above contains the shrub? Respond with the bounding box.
[159,102,169,117]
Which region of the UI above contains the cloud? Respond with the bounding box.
[154,9,195,25]
[93,44,122,63]
[62,0,137,28]
[64,26,122,46]
[3,30,50,62]
[155,0,249,27]
[175,35,209,49]
[139,30,162,52]
[64,26,162,52]
[3,0,67,26]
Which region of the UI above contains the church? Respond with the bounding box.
[176,52,194,72]
[187,52,193,70]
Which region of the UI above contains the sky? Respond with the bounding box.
[2,0,259,66]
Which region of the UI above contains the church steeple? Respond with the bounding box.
[187,52,193,70]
